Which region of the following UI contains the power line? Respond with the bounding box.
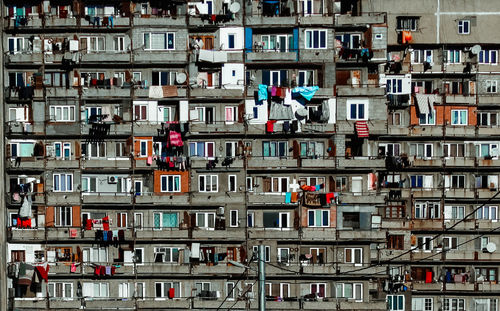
[340,190,500,275]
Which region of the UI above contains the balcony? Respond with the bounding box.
[335,12,386,26]
[409,126,443,137]
[376,249,411,261]
[445,94,475,105]
[192,263,246,275]
[339,192,385,205]
[247,157,298,169]
[193,299,246,309]
[249,228,299,239]
[137,299,190,309]
[134,51,188,64]
[8,228,45,241]
[190,87,244,98]
[411,157,443,167]
[136,263,190,275]
[46,192,80,205]
[302,228,336,240]
[301,157,336,169]
[445,282,474,292]
[445,126,475,137]
[411,219,443,230]
[336,85,386,97]
[81,193,133,205]
[135,193,189,205]
[445,188,475,199]
[246,51,297,62]
[444,157,475,167]
[247,193,298,205]
[336,120,387,136]
[84,299,135,309]
[337,157,385,169]
[81,86,132,99]
[134,15,186,27]
[338,301,387,310]
[189,122,245,134]
[338,230,385,241]
[80,52,130,63]
[12,298,50,309]
[245,15,297,26]
[477,158,500,167]
[81,158,131,170]
[412,282,442,291]
[191,193,245,206]
[135,228,189,240]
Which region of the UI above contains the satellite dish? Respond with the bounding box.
[486,242,497,253]
[471,45,482,55]
[176,72,187,84]
[230,2,241,13]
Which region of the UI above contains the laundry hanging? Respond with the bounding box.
[355,121,369,138]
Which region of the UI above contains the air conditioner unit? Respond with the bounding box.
[108,176,118,184]
[217,207,225,215]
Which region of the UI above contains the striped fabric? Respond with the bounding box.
[355,121,369,138]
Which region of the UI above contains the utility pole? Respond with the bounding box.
[258,245,265,311]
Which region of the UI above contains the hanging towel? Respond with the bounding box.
[314,184,321,191]
[271,86,277,96]
[148,85,164,98]
[69,228,78,238]
[285,192,292,203]
[266,120,277,133]
[147,156,153,165]
[292,86,319,101]
[70,263,77,273]
[325,192,335,204]
[258,84,268,101]
[355,121,369,138]
[162,85,178,97]
[291,192,298,203]
[168,131,184,147]
[425,271,433,283]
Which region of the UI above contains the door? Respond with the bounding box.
[277,35,288,52]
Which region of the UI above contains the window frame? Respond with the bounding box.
[305,30,327,49]
[160,175,181,192]
[458,19,470,34]
[143,32,175,51]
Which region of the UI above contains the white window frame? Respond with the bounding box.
[247,212,255,227]
[134,282,145,299]
[479,50,498,65]
[443,298,465,311]
[412,297,433,311]
[476,205,498,221]
[228,175,237,192]
[114,36,125,52]
[415,236,433,252]
[444,205,465,221]
[80,36,106,53]
[144,32,175,51]
[8,37,24,54]
[277,247,290,265]
[160,175,181,192]
[154,282,181,299]
[154,247,180,263]
[386,78,403,94]
[451,109,468,125]
[310,283,326,298]
[388,294,405,311]
[419,109,436,125]
[307,209,330,227]
[305,30,327,49]
[134,212,143,230]
[336,283,363,302]
[411,50,433,64]
[252,245,271,262]
[458,20,470,34]
[344,248,363,266]
[346,100,368,120]
[224,106,237,124]
[443,143,466,158]
[153,212,179,230]
[189,141,215,159]
[486,80,498,93]
[196,212,216,229]
[446,50,461,64]
[53,173,73,192]
[49,105,75,122]
[199,175,218,192]
[48,282,73,299]
[226,282,236,300]
[139,140,148,157]
[442,237,458,250]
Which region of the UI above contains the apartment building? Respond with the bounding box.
[2,0,500,310]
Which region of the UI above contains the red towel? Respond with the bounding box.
[425,271,433,283]
[35,265,49,282]
[266,120,277,133]
[85,219,92,230]
[102,216,110,231]
[168,288,175,299]
[326,192,335,204]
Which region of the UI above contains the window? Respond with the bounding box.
[153,212,178,229]
[336,283,363,302]
[82,247,107,263]
[227,34,235,49]
[246,177,254,192]
[48,282,72,299]
[80,36,105,53]
[475,175,498,190]
[444,143,465,158]
[190,106,215,124]
[49,106,75,122]
[81,142,106,159]
[389,111,402,126]
[262,141,287,158]
[476,206,498,221]
[299,142,324,158]
[475,269,498,282]
[335,177,348,191]
[444,206,465,220]
[410,143,433,159]
[386,206,405,218]
[476,143,499,158]
[305,30,327,49]
[310,283,326,298]
[387,235,404,250]
[419,109,435,125]
[53,142,71,160]
[54,206,73,227]
[189,142,215,159]
[386,78,403,94]
[443,237,458,250]
[134,213,143,230]
[139,140,148,157]
[379,143,401,157]
[82,283,109,298]
[252,245,271,262]
[308,210,330,227]
[335,34,361,49]
[344,248,362,266]
[347,100,367,120]
[415,202,440,219]
[410,175,433,189]
[155,282,181,298]
[118,283,130,298]
[443,298,465,311]
[116,212,127,228]
[161,175,181,192]
[114,36,125,51]
[263,212,289,228]
[230,210,238,227]
[247,212,254,227]
[53,173,73,192]
[411,50,433,64]
[226,282,236,300]
[224,106,237,124]
[478,112,497,126]
[152,71,177,86]
[261,35,293,52]
[458,20,470,34]
[8,37,24,54]
[134,282,145,299]
[81,177,97,193]
[195,282,211,296]
[474,299,498,311]
[412,298,433,311]
[199,175,218,192]
[134,104,148,121]
[486,80,498,93]
[154,247,180,263]
[479,50,498,64]
[228,175,237,192]
[446,50,461,64]
[144,32,175,50]
[298,70,314,87]
[396,16,419,31]
[270,177,289,192]
[415,236,433,251]
[449,175,465,189]
[196,212,215,229]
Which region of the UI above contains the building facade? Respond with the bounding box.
[2,0,500,310]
